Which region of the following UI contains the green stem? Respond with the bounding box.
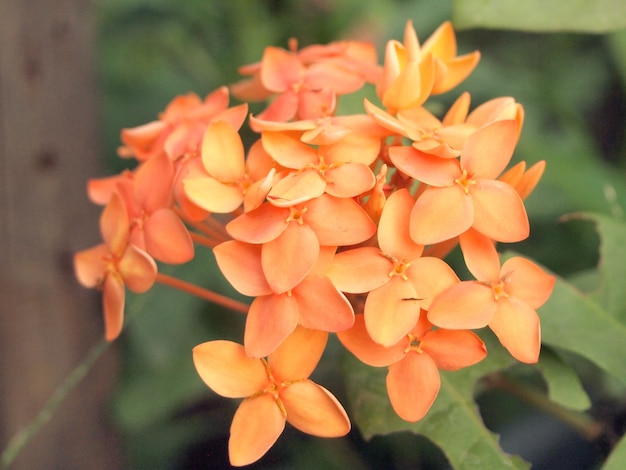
[0,338,110,469]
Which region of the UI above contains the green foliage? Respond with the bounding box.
[452,0,626,33]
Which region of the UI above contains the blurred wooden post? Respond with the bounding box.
[0,0,120,468]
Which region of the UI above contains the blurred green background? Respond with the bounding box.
[96,0,626,468]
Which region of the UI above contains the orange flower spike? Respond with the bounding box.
[339,314,486,422]
[74,192,157,340]
[262,131,377,206]
[193,327,349,467]
[421,21,481,95]
[395,119,530,244]
[428,254,555,364]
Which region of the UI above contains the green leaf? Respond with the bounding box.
[572,213,626,321]
[602,433,626,469]
[536,349,591,411]
[452,0,626,33]
[539,273,626,386]
[342,336,529,470]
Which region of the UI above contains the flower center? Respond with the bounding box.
[455,168,476,194]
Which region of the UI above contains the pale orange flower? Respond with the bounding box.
[74,192,157,340]
[390,120,529,245]
[338,314,486,421]
[193,326,350,466]
[427,252,555,364]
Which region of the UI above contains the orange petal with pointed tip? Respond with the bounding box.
[183,176,244,213]
[74,244,107,288]
[103,273,125,341]
[201,120,245,182]
[213,240,273,297]
[389,146,459,186]
[293,275,354,332]
[387,352,440,422]
[134,152,174,213]
[261,47,304,92]
[229,394,285,467]
[338,314,406,367]
[410,186,473,245]
[490,297,541,364]
[306,195,376,246]
[471,180,529,242]
[262,131,318,168]
[461,120,518,179]
[327,246,391,294]
[365,277,420,346]
[257,90,299,122]
[421,329,487,370]
[118,244,157,293]
[364,98,406,135]
[100,192,129,256]
[226,203,288,244]
[324,163,375,199]
[442,91,471,126]
[321,132,381,166]
[502,256,555,309]
[143,208,194,264]
[431,51,480,94]
[427,281,496,329]
[245,293,299,358]
[281,381,351,436]
[382,61,423,110]
[459,229,500,282]
[269,326,327,382]
[192,340,268,398]
[262,222,319,293]
[378,188,423,260]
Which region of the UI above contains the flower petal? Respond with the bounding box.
[281,381,351,437]
[461,120,517,180]
[201,120,245,182]
[262,131,318,168]
[427,281,496,329]
[134,152,174,213]
[213,240,273,297]
[410,185,473,245]
[118,244,157,293]
[324,163,375,199]
[100,191,129,256]
[192,340,268,398]
[458,228,500,282]
[421,329,487,370]
[143,208,194,264]
[365,277,421,346]
[471,179,529,242]
[294,275,355,332]
[389,146,459,187]
[386,352,440,422]
[74,244,107,288]
[338,314,406,367]
[262,222,319,293]
[405,257,459,310]
[502,256,555,309]
[245,294,299,358]
[229,394,285,467]
[183,176,244,213]
[269,326,328,382]
[226,203,288,244]
[378,188,423,260]
[489,297,541,364]
[326,246,391,294]
[102,273,125,341]
[267,170,327,207]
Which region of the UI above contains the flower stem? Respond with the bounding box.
[155,272,249,314]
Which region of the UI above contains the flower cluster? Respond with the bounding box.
[75,20,555,466]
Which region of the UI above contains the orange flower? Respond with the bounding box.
[427,251,555,364]
[327,189,459,346]
[193,326,350,466]
[261,130,378,206]
[183,121,275,214]
[74,192,157,340]
[338,314,486,422]
[119,87,247,161]
[390,120,529,244]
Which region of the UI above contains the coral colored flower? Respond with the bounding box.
[338,314,486,422]
[262,130,378,206]
[390,119,529,244]
[74,192,157,340]
[183,121,274,214]
[119,87,247,162]
[214,241,353,357]
[193,326,351,466]
[116,152,194,264]
[499,160,546,200]
[427,253,555,364]
[327,189,459,346]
